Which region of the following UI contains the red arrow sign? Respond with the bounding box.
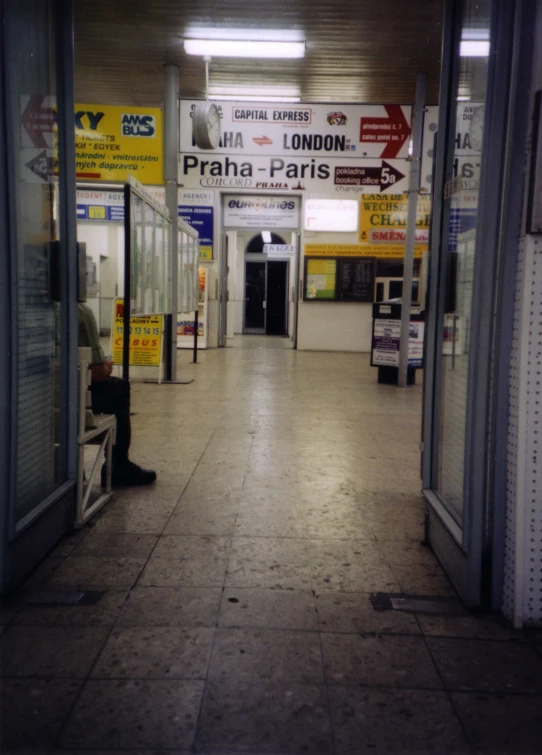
[21,95,54,148]
[359,106,411,158]
[253,135,273,147]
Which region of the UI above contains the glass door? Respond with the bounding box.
[244,261,266,333]
[422,0,495,604]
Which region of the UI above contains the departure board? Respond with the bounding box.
[337,258,374,302]
[304,256,375,302]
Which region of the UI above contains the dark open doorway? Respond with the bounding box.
[266,261,288,335]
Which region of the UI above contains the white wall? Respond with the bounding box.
[297,213,373,352]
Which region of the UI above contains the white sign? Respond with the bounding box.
[421,103,484,194]
[263,244,296,256]
[180,154,408,195]
[181,101,412,159]
[304,198,359,232]
[223,195,300,229]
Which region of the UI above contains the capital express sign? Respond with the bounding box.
[179,101,411,194]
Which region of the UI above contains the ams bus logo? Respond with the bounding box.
[121,113,156,137]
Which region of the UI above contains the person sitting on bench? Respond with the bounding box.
[78,302,157,487]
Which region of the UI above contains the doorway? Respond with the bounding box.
[244,260,289,336]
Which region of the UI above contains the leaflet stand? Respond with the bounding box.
[370,299,425,385]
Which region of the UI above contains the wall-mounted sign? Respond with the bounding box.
[180,155,408,195]
[223,195,300,228]
[66,104,163,185]
[76,189,124,221]
[304,256,375,303]
[178,205,214,260]
[304,199,359,232]
[263,244,296,256]
[180,101,412,160]
[359,193,431,256]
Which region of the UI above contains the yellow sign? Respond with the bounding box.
[111,299,163,366]
[71,105,163,185]
[200,246,213,261]
[358,193,431,257]
[305,244,370,257]
[306,258,336,299]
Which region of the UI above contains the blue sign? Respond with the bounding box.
[179,205,214,259]
[76,204,125,221]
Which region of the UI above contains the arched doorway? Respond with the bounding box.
[244,232,289,335]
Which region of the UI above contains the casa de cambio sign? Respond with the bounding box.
[179,101,411,194]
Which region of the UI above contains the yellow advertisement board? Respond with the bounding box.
[358,193,431,257]
[70,105,163,185]
[111,299,163,367]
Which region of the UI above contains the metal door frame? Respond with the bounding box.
[421,0,532,606]
[218,230,228,346]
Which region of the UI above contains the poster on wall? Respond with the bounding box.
[305,259,337,299]
[58,104,163,185]
[111,298,163,367]
[177,267,208,349]
[179,189,214,260]
[180,101,412,159]
[76,189,124,221]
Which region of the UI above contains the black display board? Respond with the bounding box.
[303,256,375,303]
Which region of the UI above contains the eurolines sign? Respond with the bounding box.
[223,196,300,229]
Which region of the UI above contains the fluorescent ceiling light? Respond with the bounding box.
[209,94,301,102]
[185,27,303,42]
[457,95,471,101]
[184,38,305,58]
[460,40,490,56]
[209,85,300,98]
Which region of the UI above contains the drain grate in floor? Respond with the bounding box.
[17,590,104,606]
[370,593,466,615]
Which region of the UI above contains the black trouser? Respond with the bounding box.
[90,376,131,467]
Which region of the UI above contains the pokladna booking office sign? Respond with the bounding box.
[59,104,163,184]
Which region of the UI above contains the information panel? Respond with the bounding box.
[111,298,163,366]
[304,256,375,302]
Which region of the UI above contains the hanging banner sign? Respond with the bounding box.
[358,193,431,256]
[263,244,296,256]
[111,298,163,366]
[55,104,163,185]
[223,195,300,228]
[180,154,408,195]
[180,101,412,159]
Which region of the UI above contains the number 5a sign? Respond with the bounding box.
[111,298,163,367]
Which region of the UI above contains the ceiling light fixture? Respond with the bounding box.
[209,94,301,102]
[184,38,305,58]
[460,39,490,56]
[207,85,301,103]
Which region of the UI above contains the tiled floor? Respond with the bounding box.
[2,341,542,754]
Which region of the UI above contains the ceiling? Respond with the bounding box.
[74,0,444,108]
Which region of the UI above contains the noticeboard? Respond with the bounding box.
[303,256,375,303]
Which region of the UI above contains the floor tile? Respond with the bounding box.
[117,586,222,626]
[71,531,159,559]
[315,591,420,634]
[164,500,239,537]
[139,536,231,587]
[234,502,304,538]
[377,539,443,567]
[329,686,468,754]
[62,679,204,749]
[45,556,146,589]
[321,633,442,688]
[0,625,109,677]
[13,590,127,626]
[389,562,457,595]
[92,500,178,534]
[226,537,312,590]
[305,539,400,593]
[0,678,82,748]
[426,637,542,693]
[92,626,214,679]
[196,680,332,754]
[208,628,323,684]
[418,613,526,641]
[452,692,542,752]
[219,588,318,630]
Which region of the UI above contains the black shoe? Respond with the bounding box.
[102,460,157,487]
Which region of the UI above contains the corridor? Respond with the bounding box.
[1,345,541,753]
